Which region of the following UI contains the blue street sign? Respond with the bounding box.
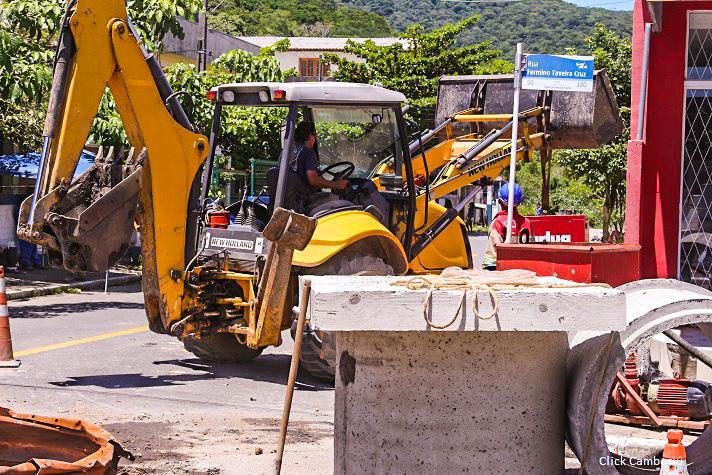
[522,54,594,92]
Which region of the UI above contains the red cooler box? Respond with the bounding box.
[496,243,641,287]
[527,214,588,243]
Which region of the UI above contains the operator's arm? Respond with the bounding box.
[301,149,348,190]
[306,170,348,190]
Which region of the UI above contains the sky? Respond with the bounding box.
[441,0,633,12]
[569,0,633,11]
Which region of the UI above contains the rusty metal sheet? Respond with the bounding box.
[0,407,133,474]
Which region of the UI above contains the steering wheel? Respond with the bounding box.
[318,161,355,181]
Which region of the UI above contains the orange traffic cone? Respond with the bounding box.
[660,429,689,475]
[0,266,20,368]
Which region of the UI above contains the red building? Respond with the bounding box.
[627,0,712,288]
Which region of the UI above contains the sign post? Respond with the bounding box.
[505,43,523,244]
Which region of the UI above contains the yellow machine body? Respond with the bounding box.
[294,211,408,275]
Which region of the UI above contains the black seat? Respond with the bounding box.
[266,167,313,214]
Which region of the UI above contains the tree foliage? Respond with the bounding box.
[514,158,605,227]
[556,24,632,240]
[338,0,632,57]
[323,16,512,129]
[209,0,394,37]
[90,46,289,172]
[0,0,201,151]
[325,16,511,101]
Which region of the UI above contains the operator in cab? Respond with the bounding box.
[482,183,532,270]
[290,122,349,192]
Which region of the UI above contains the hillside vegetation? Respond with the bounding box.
[209,0,395,37]
[210,0,631,57]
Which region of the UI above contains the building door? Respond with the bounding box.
[680,12,712,288]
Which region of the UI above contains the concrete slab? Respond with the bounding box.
[303,275,626,332]
[334,331,568,475]
[299,275,627,474]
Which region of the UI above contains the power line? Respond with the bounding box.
[577,0,632,6]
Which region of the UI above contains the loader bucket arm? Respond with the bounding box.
[16,0,209,333]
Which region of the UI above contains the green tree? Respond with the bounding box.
[323,16,512,128]
[0,0,201,151]
[556,24,632,241]
[90,44,290,173]
[339,0,632,58]
[208,0,394,38]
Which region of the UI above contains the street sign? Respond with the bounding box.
[522,54,594,92]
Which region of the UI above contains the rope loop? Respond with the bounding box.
[393,270,611,330]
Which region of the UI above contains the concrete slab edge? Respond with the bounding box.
[6,274,142,301]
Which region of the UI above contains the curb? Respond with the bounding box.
[7,274,142,301]
[566,434,667,464]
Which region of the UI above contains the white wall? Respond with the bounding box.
[0,204,17,249]
[274,51,364,74]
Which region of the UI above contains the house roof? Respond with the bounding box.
[237,36,406,52]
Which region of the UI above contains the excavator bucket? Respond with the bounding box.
[435,70,624,148]
[18,146,144,273]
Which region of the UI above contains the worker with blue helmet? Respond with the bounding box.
[482,182,532,270]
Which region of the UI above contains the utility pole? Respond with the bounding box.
[198,0,208,72]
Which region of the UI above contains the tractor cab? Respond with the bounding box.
[200,82,416,274]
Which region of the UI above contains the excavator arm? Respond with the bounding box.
[16,0,209,333]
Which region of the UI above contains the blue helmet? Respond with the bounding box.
[498,183,523,206]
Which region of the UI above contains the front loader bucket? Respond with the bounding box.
[435,70,624,148]
[18,146,144,273]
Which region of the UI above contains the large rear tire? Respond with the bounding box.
[183,332,263,363]
[293,252,393,382]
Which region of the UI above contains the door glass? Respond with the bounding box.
[681,88,712,288]
[689,12,712,80]
[311,107,400,178]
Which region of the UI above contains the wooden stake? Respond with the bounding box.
[274,279,311,475]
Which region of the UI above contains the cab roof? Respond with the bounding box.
[209,81,407,106]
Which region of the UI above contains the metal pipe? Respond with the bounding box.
[408,118,451,155]
[28,136,52,226]
[663,329,712,371]
[636,23,652,141]
[505,43,523,244]
[273,105,298,211]
[200,105,222,205]
[274,279,311,474]
[30,17,77,226]
[455,187,481,212]
[126,15,193,131]
[456,121,513,167]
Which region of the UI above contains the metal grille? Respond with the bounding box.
[250,159,278,196]
[688,28,712,80]
[680,89,712,288]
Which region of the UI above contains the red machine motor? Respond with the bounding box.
[647,379,712,420]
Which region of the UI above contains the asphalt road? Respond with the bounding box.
[0,234,493,474]
[2,284,335,474]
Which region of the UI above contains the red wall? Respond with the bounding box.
[626,1,709,278]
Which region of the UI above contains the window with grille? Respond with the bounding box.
[681,12,712,288]
[299,58,329,79]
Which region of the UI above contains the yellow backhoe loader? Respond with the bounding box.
[17,0,623,381]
